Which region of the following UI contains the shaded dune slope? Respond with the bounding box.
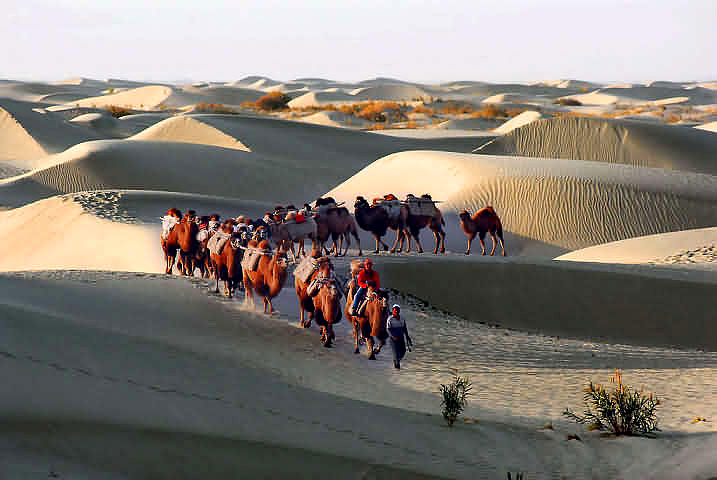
[327,151,717,250]
[130,116,251,151]
[477,117,717,175]
[0,99,103,169]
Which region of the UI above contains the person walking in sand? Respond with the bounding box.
[387,304,412,369]
[349,258,380,316]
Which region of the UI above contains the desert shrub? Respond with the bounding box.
[553,98,582,106]
[412,104,434,115]
[439,369,472,427]
[438,102,473,115]
[195,103,237,114]
[470,104,508,119]
[105,105,133,118]
[255,92,291,111]
[563,370,660,436]
[357,101,400,122]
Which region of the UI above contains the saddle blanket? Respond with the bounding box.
[294,256,320,283]
[207,231,230,256]
[161,215,179,240]
[196,229,210,243]
[241,248,264,272]
[284,218,316,238]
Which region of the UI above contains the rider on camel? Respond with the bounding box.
[349,258,380,316]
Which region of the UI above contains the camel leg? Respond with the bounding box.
[373,235,380,254]
[353,320,360,354]
[224,280,232,298]
[499,235,506,256]
[214,264,220,293]
[489,232,498,256]
[432,229,441,254]
[410,229,424,254]
[465,234,475,255]
[479,232,487,255]
[352,231,362,256]
[390,229,401,253]
[263,297,268,314]
[366,337,376,360]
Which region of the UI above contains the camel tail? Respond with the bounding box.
[496,218,504,239]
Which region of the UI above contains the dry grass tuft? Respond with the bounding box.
[438,102,474,115]
[470,104,509,119]
[105,105,134,118]
[412,104,434,115]
[194,103,237,114]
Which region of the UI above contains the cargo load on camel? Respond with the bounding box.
[372,193,402,220]
[404,194,438,216]
[161,215,179,240]
[294,256,320,283]
[283,216,317,239]
[207,231,231,255]
[241,245,269,272]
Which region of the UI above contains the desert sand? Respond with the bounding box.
[1,75,717,479]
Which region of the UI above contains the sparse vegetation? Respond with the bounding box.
[563,370,660,437]
[553,98,583,106]
[471,104,509,119]
[253,92,291,111]
[437,102,474,115]
[357,101,401,122]
[439,369,472,427]
[194,103,238,114]
[412,104,434,115]
[105,105,133,118]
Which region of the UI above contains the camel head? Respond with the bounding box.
[458,209,471,222]
[354,196,370,210]
[168,208,182,219]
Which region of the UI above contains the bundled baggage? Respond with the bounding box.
[405,194,438,216]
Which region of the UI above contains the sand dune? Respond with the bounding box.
[0,119,479,208]
[295,111,368,128]
[130,116,251,151]
[287,91,357,108]
[555,227,717,266]
[695,121,717,133]
[69,84,264,110]
[326,150,717,250]
[493,110,542,134]
[0,191,272,272]
[571,86,717,106]
[476,116,717,174]
[0,98,102,169]
[433,117,501,130]
[352,84,430,101]
[0,81,105,103]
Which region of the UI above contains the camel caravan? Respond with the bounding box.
[158,196,505,358]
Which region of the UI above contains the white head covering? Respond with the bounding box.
[391,304,401,311]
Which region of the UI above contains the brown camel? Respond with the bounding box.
[346,281,389,360]
[314,207,362,257]
[295,258,343,347]
[270,218,316,261]
[403,195,446,254]
[210,232,243,297]
[353,196,406,253]
[296,253,331,328]
[243,239,289,313]
[162,219,199,275]
[458,207,506,256]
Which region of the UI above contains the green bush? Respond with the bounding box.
[439,369,472,427]
[563,370,660,436]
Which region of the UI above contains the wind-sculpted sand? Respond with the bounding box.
[3,75,717,479]
[327,150,717,250]
[476,116,717,175]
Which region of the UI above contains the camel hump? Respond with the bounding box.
[258,239,271,250]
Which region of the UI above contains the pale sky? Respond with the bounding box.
[2,0,715,84]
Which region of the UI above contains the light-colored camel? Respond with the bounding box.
[270,221,316,261]
[458,207,506,256]
[243,239,289,313]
